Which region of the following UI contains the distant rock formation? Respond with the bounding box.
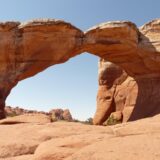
[5,106,49,116]
[5,106,72,121]
[49,109,72,121]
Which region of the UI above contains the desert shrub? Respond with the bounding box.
[72,119,81,123]
[6,112,18,117]
[82,117,93,125]
[103,115,121,126]
[50,113,57,122]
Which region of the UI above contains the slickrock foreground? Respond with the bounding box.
[0,18,160,125]
[0,114,160,160]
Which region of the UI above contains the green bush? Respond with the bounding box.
[103,115,121,126]
[72,119,81,123]
[6,112,18,117]
[81,117,93,125]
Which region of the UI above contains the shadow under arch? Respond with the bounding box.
[129,77,160,121]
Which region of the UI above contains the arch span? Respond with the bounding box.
[0,19,160,124]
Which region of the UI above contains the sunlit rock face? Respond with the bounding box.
[93,59,138,125]
[0,19,160,124]
[92,19,160,124]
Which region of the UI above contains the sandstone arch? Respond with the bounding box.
[1,19,160,125]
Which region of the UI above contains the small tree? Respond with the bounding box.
[82,117,93,125]
[103,115,121,126]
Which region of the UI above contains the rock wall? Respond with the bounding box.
[93,19,160,124]
[93,60,138,124]
[0,19,160,124]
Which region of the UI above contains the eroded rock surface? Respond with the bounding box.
[93,59,138,124]
[0,114,160,159]
[0,19,160,123]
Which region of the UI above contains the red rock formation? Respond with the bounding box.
[87,20,160,124]
[93,59,137,124]
[49,108,72,121]
[0,19,160,125]
[5,106,73,121]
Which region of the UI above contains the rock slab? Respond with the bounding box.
[0,114,160,159]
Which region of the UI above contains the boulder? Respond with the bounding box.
[62,109,72,121]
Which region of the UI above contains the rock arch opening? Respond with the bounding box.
[6,53,98,121]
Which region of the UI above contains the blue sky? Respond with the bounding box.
[3,0,160,120]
